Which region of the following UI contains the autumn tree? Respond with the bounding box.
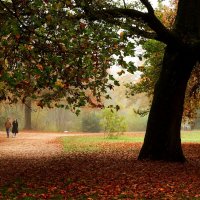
[127,1,200,125]
[1,0,200,162]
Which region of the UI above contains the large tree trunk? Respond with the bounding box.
[138,47,195,162]
[138,0,200,162]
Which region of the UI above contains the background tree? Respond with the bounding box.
[24,98,32,130]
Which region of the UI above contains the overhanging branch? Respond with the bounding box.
[140,0,154,14]
[87,8,148,21]
[69,4,182,46]
[128,26,157,40]
[104,16,158,40]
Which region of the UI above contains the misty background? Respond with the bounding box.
[1,74,200,132]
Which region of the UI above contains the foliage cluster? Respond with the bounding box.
[0,0,137,113]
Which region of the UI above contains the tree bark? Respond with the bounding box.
[138,46,195,162]
[24,98,32,130]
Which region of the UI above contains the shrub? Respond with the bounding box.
[100,108,127,138]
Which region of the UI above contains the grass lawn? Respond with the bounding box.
[61,130,200,153]
[181,130,200,142]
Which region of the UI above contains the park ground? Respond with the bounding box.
[1,131,200,199]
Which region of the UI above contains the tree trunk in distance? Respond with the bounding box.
[24,98,32,130]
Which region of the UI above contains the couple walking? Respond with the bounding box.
[5,118,18,138]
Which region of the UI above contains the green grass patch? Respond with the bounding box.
[61,131,200,153]
[61,134,143,153]
[181,131,200,142]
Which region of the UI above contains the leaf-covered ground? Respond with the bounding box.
[1,132,200,199]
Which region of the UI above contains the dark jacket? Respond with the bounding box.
[12,120,18,133]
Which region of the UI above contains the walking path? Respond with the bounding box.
[0,131,79,158]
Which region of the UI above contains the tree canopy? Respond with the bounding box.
[0,0,180,109]
[0,0,138,113]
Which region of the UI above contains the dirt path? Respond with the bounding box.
[0,131,79,158]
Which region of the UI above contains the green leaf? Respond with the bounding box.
[114,80,120,86]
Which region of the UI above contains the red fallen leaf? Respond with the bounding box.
[38,193,49,199]
[21,193,28,197]
[7,188,14,192]
[60,190,66,195]
[48,186,57,191]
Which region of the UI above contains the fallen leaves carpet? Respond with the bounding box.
[1,132,200,199]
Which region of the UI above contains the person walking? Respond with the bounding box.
[12,119,18,137]
[5,118,12,138]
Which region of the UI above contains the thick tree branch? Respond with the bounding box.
[104,17,158,40]
[87,8,147,21]
[140,0,154,14]
[128,26,157,40]
[68,5,182,47]
[1,0,183,48]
